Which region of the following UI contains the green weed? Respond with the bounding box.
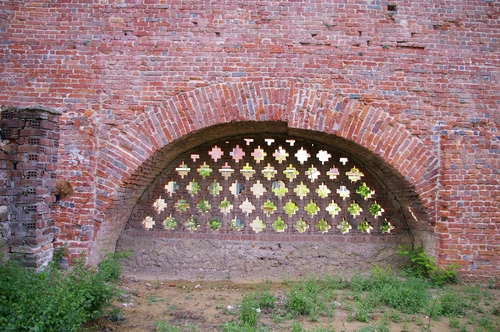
[239,296,259,326]
[0,253,123,331]
[291,321,305,332]
[434,290,470,317]
[155,320,181,332]
[397,246,458,285]
[108,306,124,322]
[347,266,430,314]
[221,321,270,332]
[449,317,460,328]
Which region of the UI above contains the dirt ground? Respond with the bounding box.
[80,273,500,332]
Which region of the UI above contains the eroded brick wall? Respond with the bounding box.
[0,1,498,280]
[0,107,61,268]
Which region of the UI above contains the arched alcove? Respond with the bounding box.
[112,122,433,281]
[86,82,439,272]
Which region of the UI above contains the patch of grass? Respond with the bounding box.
[357,314,390,332]
[492,305,500,316]
[320,274,346,290]
[146,295,167,305]
[0,253,125,332]
[434,290,470,317]
[183,322,200,332]
[97,251,132,282]
[236,289,277,327]
[155,320,181,332]
[214,271,497,332]
[347,266,431,314]
[389,310,401,323]
[221,321,270,332]
[239,296,259,327]
[478,316,495,331]
[291,321,305,332]
[285,278,321,318]
[108,306,124,322]
[449,317,460,328]
[397,246,458,285]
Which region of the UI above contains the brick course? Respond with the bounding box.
[0,106,61,268]
[0,0,498,280]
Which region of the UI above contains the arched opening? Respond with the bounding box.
[113,122,433,281]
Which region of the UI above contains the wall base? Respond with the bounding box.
[117,231,412,282]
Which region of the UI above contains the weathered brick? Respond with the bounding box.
[0,0,498,281]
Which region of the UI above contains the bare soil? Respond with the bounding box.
[84,275,499,332]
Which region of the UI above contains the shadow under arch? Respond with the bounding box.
[87,83,439,267]
[112,122,436,280]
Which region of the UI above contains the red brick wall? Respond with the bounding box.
[0,106,61,268]
[0,0,498,280]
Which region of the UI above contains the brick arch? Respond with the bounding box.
[88,81,438,265]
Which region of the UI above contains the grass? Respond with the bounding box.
[218,267,499,332]
[0,251,127,332]
[5,246,497,332]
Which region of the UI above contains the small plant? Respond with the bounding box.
[175,198,190,212]
[397,246,458,285]
[164,216,177,229]
[229,217,243,230]
[337,185,350,199]
[337,219,352,234]
[196,199,211,214]
[380,219,394,233]
[197,162,212,178]
[357,220,373,233]
[272,216,286,232]
[108,306,124,322]
[241,163,255,180]
[347,202,362,217]
[208,217,221,231]
[295,218,309,233]
[262,164,277,180]
[326,201,341,217]
[218,198,231,213]
[188,179,201,195]
[98,251,132,282]
[291,322,305,332]
[369,202,383,217]
[272,181,288,198]
[0,253,123,332]
[356,182,373,199]
[152,278,162,289]
[208,179,222,195]
[316,218,331,233]
[382,44,389,49]
[346,167,364,182]
[284,200,298,217]
[316,183,331,198]
[49,244,67,269]
[434,290,468,317]
[185,216,200,230]
[304,200,320,217]
[294,181,310,199]
[284,164,299,181]
[155,320,181,332]
[262,200,277,216]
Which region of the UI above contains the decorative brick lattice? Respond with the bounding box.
[129,136,403,236]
